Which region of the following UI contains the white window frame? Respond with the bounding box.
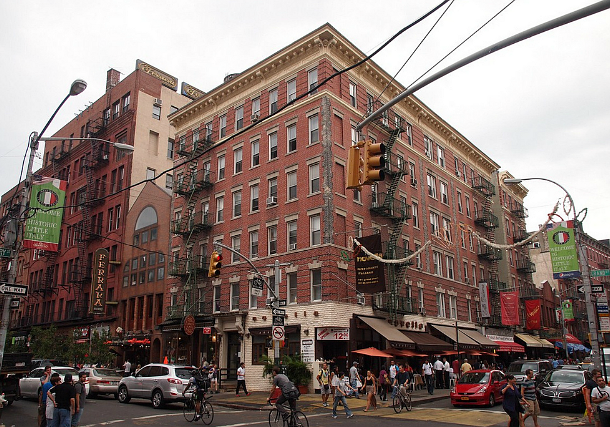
[430,211,440,236]
[436,291,446,317]
[287,79,297,102]
[235,106,244,130]
[349,82,357,107]
[309,163,320,194]
[433,251,442,275]
[287,124,297,153]
[427,174,437,198]
[310,214,321,246]
[287,171,297,200]
[309,114,319,144]
[311,269,322,301]
[216,196,224,223]
[440,181,449,204]
[234,147,243,174]
[250,184,259,212]
[446,255,454,279]
[269,132,278,160]
[230,282,240,311]
[217,155,225,180]
[251,139,260,167]
[269,89,278,114]
[250,230,259,259]
[308,68,318,93]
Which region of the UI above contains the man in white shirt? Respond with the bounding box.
[442,357,451,389]
[422,359,434,395]
[433,357,444,390]
[236,362,250,396]
[591,376,610,426]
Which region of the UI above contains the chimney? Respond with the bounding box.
[106,69,121,92]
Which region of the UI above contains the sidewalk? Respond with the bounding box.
[212,387,450,412]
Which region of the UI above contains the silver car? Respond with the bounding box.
[19,366,87,399]
[117,363,194,409]
[81,367,122,398]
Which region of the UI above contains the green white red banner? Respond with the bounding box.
[547,220,580,279]
[23,177,67,251]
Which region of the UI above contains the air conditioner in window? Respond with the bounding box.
[289,243,297,250]
[266,196,277,206]
[251,113,260,122]
[455,170,461,177]
[153,98,163,106]
[102,154,109,160]
[357,293,365,306]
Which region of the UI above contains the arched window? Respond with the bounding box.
[135,206,158,230]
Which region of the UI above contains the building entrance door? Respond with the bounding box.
[226,332,241,380]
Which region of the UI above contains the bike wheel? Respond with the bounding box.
[405,393,412,411]
[200,401,214,425]
[392,395,403,413]
[292,411,309,427]
[269,408,282,427]
[183,398,196,422]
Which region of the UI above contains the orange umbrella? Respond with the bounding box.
[352,347,393,357]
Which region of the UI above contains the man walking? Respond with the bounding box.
[236,362,251,396]
[331,371,355,419]
[433,357,444,389]
[123,360,131,377]
[51,373,76,427]
[520,369,540,427]
[349,362,360,398]
[72,372,87,427]
[584,368,602,427]
[422,359,434,395]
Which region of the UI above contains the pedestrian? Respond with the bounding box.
[501,374,528,427]
[591,376,610,427]
[201,356,209,368]
[39,365,53,427]
[442,357,451,389]
[422,359,434,395]
[378,365,389,402]
[40,372,59,427]
[266,366,299,418]
[360,370,377,411]
[122,360,131,377]
[72,372,87,427]
[316,362,331,407]
[349,362,360,398]
[45,375,61,427]
[520,369,540,427]
[452,358,460,380]
[584,368,602,427]
[50,373,76,427]
[236,362,250,396]
[433,357,444,389]
[395,364,410,399]
[331,371,355,419]
[461,358,472,376]
[208,363,219,394]
[388,360,397,385]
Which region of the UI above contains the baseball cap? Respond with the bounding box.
[353,361,358,365]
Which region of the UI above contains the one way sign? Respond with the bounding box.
[0,283,28,296]
[591,285,605,293]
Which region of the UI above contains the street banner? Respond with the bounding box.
[562,299,574,321]
[525,299,541,330]
[90,248,109,314]
[23,177,67,251]
[354,234,385,293]
[547,220,581,279]
[501,291,520,325]
[479,281,491,318]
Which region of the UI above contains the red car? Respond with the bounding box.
[450,369,507,407]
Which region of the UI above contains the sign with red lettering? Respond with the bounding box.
[202,327,212,334]
[525,299,541,330]
[90,248,109,314]
[316,327,350,341]
[501,291,520,325]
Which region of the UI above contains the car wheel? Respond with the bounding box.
[152,389,164,409]
[488,394,495,407]
[118,385,130,404]
[452,404,460,408]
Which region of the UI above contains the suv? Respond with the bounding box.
[117,363,194,408]
[506,360,553,383]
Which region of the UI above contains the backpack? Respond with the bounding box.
[281,381,301,399]
[195,373,210,390]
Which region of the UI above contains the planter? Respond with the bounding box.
[297,385,309,394]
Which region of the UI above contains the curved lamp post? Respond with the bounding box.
[504,177,600,369]
[39,137,135,153]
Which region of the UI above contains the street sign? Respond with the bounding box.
[9,299,19,309]
[592,285,605,293]
[578,286,585,293]
[251,277,264,297]
[0,283,28,296]
[272,326,285,341]
[271,308,285,316]
[272,315,285,326]
[592,269,610,277]
[0,248,12,258]
[278,299,287,307]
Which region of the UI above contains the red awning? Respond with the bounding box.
[385,348,428,358]
[493,341,525,353]
[547,333,583,344]
[352,347,393,358]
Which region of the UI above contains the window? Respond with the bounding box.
[442,217,451,241]
[234,148,243,174]
[146,168,155,180]
[230,282,240,311]
[252,97,260,116]
[231,235,241,263]
[203,161,211,182]
[167,138,174,159]
[460,228,466,249]
[309,115,319,144]
[213,286,221,313]
[250,184,259,212]
[351,127,358,146]
[113,101,120,120]
[467,299,472,322]
[107,208,113,232]
[268,177,278,200]
[249,280,258,309]
[152,105,161,120]
[308,68,318,93]
[269,89,278,114]
[349,82,357,107]
[424,136,433,160]
[250,230,259,258]
[430,211,440,236]
[449,295,457,319]
[269,132,278,160]
[287,79,296,102]
[122,93,130,112]
[103,108,110,126]
[437,145,445,167]
[309,163,320,193]
[446,255,454,279]
[436,292,446,317]
[287,171,297,200]
[193,128,199,147]
[287,124,297,153]
[412,201,419,228]
[235,106,244,130]
[232,190,242,217]
[457,191,463,213]
[288,221,297,250]
[217,155,225,180]
[433,251,442,275]
[465,195,471,217]
[469,231,474,251]
[288,272,297,303]
[463,262,469,283]
[427,174,437,198]
[251,139,260,167]
[216,196,224,222]
[353,188,361,202]
[354,220,362,238]
[474,201,479,218]
[405,123,413,145]
[311,269,322,301]
[219,114,227,138]
[418,287,425,312]
[310,214,321,246]
[367,93,374,113]
[440,181,449,204]
[204,122,213,143]
[268,226,277,254]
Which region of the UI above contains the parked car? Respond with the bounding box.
[506,360,553,383]
[117,363,194,409]
[19,366,88,399]
[81,367,122,398]
[536,368,590,411]
[30,359,65,369]
[450,369,507,407]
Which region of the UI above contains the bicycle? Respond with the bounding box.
[392,384,412,413]
[183,390,214,424]
[268,398,308,427]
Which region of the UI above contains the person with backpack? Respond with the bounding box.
[266,366,299,418]
[317,362,331,407]
[182,369,208,421]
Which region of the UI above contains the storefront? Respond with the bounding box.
[514,333,555,358]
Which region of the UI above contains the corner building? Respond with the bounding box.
[168,24,522,389]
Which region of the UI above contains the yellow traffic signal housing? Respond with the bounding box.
[346,145,364,189]
[363,140,386,184]
[208,251,222,277]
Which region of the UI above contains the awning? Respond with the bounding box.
[548,333,582,345]
[430,324,479,349]
[401,331,453,352]
[538,338,555,348]
[352,347,393,357]
[385,348,428,358]
[358,316,415,349]
[493,340,525,353]
[461,329,500,349]
[514,333,555,349]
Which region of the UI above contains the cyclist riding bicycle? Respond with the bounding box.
[392,365,411,397]
[266,366,300,418]
[183,368,209,421]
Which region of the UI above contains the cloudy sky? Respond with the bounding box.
[1,1,608,240]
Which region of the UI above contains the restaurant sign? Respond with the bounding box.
[90,248,109,314]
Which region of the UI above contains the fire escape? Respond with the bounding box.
[168,132,214,320]
[368,105,413,322]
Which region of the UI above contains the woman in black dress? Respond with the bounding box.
[501,374,528,427]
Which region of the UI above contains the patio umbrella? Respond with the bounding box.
[384,348,428,358]
[352,347,393,357]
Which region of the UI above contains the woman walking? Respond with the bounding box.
[501,374,528,427]
[360,370,378,411]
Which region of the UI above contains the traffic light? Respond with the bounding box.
[363,140,386,184]
[346,145,363,189]
[208,251,222,277]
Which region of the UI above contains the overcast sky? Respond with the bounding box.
[1,1,608,240]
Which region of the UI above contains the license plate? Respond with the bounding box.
[552,398,561,403]
[111,381,118,385]
[461,396,469,401]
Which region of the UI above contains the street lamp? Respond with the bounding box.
[504,177,600,369]
[0,79,87,371]
[39,137,135,153]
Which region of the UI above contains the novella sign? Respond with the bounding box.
[354,234,385,293]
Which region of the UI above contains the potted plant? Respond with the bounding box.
[282,355,312,394]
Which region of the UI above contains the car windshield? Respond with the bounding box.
[94,368,121,377]
[175,367,195,379]
[459,372,489,384]
[547,371,584,384]
[55,368,79,376]
[509,362,538,373]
